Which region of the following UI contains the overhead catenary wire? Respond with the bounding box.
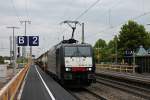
[95,0,149,36]
[75,0,125,29]
[10,0,22,22]
[75,0,101,20]
[68,0,127,42]
[25,0,30,20]
[76,0,124,28]
[101,0,124,17]
[61,0,123,39]
[108,9,112,27]
[142,0,145,13]
[9,0,32,58]
[10,0,31,22]
[59,1,75,40]
[60,0,101,39]
[87,11,150,40]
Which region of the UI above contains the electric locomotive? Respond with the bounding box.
[36,21,96,87]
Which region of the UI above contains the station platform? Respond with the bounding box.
[96,70,150,84]
[20,65,76,100]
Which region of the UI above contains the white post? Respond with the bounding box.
[14,36,17,71]
[7,26,19,74]
[81,23,84,44]
[9,36,12,64]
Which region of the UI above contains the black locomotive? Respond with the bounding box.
[36,21,96,87]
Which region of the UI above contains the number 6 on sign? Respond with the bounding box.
[29,36,39,46]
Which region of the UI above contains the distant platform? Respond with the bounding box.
[96,70,150,84]
[0,64,7,83]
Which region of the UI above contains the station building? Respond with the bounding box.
[124,45,150,73]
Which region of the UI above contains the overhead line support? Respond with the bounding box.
[7,26,19,74]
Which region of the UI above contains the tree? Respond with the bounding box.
[107,36,118,62]
[118,20,150,56]
[0,56,4,64]
[94,39,107,63]
[94,39,107,49]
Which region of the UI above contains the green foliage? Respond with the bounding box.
[94,39,105,63]
[94,39,107,48]
[0,56,4,64]
[94,20,150,64]
[94,39,110,63]
[107,36,118,62]
[118,20,150,55]
[107,36,118,54]
[17,57,28,63]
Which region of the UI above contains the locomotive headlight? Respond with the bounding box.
[88,68,92,71]
[66,68,71,71]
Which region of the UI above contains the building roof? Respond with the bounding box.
[136,45,148,56]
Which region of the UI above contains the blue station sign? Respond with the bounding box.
[17,36,39,46]
[29,36,39,46]
[17,36,28,46]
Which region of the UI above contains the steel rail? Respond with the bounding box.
[96,72,150,85]
[82,88,107,100]
[68,88,107,100]
[96,75,150,99]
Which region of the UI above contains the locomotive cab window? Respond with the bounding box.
[64,46,91,57]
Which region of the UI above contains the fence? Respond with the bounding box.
[96,64,137,73]
[0,64,29,100]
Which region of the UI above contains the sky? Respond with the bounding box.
[0,0,150,57]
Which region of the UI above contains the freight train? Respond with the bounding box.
[35,21,96,87]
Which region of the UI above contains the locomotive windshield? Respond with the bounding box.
[64,46,92,57]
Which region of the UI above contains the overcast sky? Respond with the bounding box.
[0,0,150,57]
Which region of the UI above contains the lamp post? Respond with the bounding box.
[133,51,135,65]
[7,26,19,74]
[20,20,31,58]
[115,35,118,64]
[98,39,100,64]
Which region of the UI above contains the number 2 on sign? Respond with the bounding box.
[33,37,38,44]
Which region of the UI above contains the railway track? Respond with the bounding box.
[68,88,107,100]
[96,74,150,100]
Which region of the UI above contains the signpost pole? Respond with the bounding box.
[17,36,39,65]
[20,20,31,59]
